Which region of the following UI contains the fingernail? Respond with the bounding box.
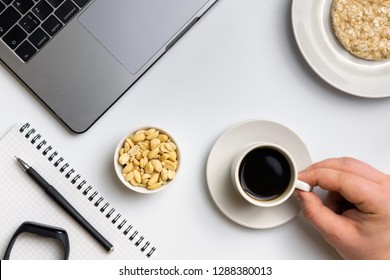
[299,168,308,174]
[293,190,301,201]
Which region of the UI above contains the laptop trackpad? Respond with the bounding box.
[79,0,207,75]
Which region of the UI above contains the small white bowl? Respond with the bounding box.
[114,127,180,194]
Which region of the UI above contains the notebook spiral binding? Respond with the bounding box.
[19,123,156,258]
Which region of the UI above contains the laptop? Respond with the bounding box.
[0,0,218,133]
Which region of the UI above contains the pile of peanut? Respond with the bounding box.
[118,128,178,190]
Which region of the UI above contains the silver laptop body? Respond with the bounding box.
[0,0,218,133]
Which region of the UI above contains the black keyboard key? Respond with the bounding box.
[55,0,79,23]
[2,0,13,5]
[19,12,40,33]
[47,0,64,8]
[73,0,90,8]
[32,0,53,21]
[15,40,37,62]
[0,6,21,37]
[0,2,5,13]
[28,27,49,49]
[13,0,35,14]
[3,25,27,49]
[42,14,62,36]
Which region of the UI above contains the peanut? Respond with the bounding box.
[118,128,179,190]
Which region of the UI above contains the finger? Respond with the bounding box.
[326,191,356,214]
[299,168,381,214]
[296,190,357,245]
[301,157,387,185]
[326,191,344,214]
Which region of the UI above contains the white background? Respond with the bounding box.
[2,0,390,260]
[2,260,389,280]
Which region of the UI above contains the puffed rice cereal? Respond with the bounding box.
[331,0,390,60]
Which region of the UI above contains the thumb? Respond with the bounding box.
[295,190,355,245]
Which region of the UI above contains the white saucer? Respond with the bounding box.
[206,119,312,229]
[292,0,390,98]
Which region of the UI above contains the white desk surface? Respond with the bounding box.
[2,0,390,260]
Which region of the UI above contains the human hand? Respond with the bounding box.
[295,157,390,259]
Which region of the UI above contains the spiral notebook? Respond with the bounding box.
[0,122,156,260]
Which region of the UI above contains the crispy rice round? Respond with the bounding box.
[331,0,390,60]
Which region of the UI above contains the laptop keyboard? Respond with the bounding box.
[0,0,91,62]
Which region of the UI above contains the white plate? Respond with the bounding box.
[206,119,312,229]
[292,0,390,98]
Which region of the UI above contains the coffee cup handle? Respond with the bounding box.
[295,180,312,192]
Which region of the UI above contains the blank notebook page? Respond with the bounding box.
[0,123,156,260]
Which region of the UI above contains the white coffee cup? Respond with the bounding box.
[231,142,311,207]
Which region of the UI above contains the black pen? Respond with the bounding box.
[16,157,114,253]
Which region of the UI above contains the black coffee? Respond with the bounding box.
[238,147,292,200]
